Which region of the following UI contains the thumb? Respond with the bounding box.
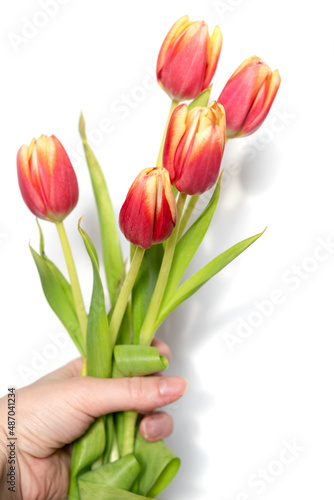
[17,373,187,457]
[70,374,188,418]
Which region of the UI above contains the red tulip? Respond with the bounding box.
[157,15,222,101]
[218,56,281,138]
[119,167,177,249]
[163,101,226,195]
[17,135,79,222]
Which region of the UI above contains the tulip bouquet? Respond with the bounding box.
[17,15,280,500]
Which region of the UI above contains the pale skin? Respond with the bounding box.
[0,339,187,500]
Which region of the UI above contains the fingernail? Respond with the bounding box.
[158,377,188,398]
[142,417,164,440]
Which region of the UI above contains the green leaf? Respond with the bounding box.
[132,244,164,345]
[116,306,132,346]
[188,85,212,110]
[30,245,85,357]
[68,418,106,500]
[78,485,160,500]
[79,112,124,307]
[79,454,141,492]
[112,346,168,378]
[102,414,117,464]
[69,224,113,499]
[134,432,180,497]
[156,229,266,327]
[78,222,111,379]
[163,176,221,304]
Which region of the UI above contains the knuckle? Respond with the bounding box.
[127,377,159,410]
[127,377,145,404]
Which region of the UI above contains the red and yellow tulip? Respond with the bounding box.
[218,56,281,138]
[157,15,222,101]
[119,167,177,249]
[163,101,226,195]
[17,134,79,222]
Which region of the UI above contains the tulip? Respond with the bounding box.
[163,101,226,195]
[119,167,177,249]
[218,56,281,138]
[17,134,79,222]
[157,15,223,101]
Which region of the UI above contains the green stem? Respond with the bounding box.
[56,222,87,342]
[156,99,179,167]
[139,192,187,346]
[121,410,138,456]
[109,246,145,348]
[178,195,200,240]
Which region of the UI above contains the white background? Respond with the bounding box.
[1,0,334,499]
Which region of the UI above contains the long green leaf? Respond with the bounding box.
[79,112,124,306]
[78,222,111,378]
[134,432,180,498]
[163,176,222,304]
[68,418,106,500]
[30,245,85,357]
[132,244,164,344]
[102,413,117,464]
[68,224,112,499]
[156,229,266,327]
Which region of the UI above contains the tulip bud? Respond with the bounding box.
[218,56,281,138]
[17,134,79,222]
[157,15,223,101]
[119,167,177,249]
[163,101,226,195]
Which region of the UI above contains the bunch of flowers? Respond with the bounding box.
[17,15,280,500]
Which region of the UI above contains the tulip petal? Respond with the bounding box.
[17,144,47,219]
[242,69,281,136]
[153,174,176,244]
[175,126,224,195]
[229,55,262,80]
[160,22,209,100]
[157,15,190,78]
[119,175,156,249]
[203,26,223,90]
[163,104,188,182]
[47,135,79,220]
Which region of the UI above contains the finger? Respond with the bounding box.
[17,375,187,458]
[151,338,171,363]
[72,375,187,418]
[139,412,174,442]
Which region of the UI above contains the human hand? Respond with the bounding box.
[0,339,187,500]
